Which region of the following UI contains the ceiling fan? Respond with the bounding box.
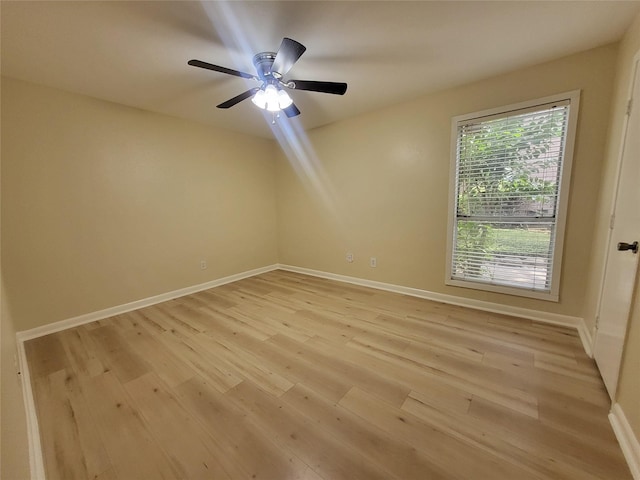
[188,37,347,119]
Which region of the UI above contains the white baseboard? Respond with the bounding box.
[16,337,46,480]
[577,318,594,358]
[610,403,640,479]
[16,264,279,342]
[278,264,591,354]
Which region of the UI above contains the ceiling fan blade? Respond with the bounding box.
[188,59,256,80]
[288,80,347,95]
[283,103,301,118]
[271,38,306,77]
[216,88,260,109]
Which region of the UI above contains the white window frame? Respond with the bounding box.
[445,90,580,302]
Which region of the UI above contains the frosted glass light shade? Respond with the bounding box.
[251,89,267,109]
[277,89,293,109]
[251,84,293,112]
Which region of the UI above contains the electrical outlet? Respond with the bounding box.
[346,252,354,263]
[370,257,377,268]
[200,260,207,270]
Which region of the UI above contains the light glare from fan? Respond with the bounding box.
[200,2,343,238]
[252,84,292,112]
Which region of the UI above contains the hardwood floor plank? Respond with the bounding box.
[482,349,535,369]
[536,391,620,445]
[351,329,412,356]
[281,383,451,480]
[155,330,243,394]
[346,335,540,418]
[189,332,295,397]
[250,309,315,343]
[226,381,392,480]
[166,302,221,332]
[80,372,181,479]
[175,376,314,479]
[57,327,106,378]
[339,386,541,480]
[126,309,167,336]
[199,316,354,403]
[271,333,411,408]
[25,334,69,378]
[147,304,204,337]
[88,324,152,383]
[407,311,575,358]
[199,306,272,341]
[125,332,195,388]
[93,467,118,480]
[33,369,112,480]
[196,289,238,309]
[123,372,231,479]
[468,395,631,479]
[402,391,605,480]
[405,386,472,415]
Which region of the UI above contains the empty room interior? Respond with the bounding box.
[2,1,640,479]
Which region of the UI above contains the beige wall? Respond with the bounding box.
[593,11,640,446]
[277,44,617,320]
[1,78,278,331]
[1,73,30,477]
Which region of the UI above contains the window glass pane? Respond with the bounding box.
[456,106,567,219]
[452,221,555,291]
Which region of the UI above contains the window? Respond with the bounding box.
[446,91,580,301]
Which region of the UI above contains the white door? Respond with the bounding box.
[593,54,640,400]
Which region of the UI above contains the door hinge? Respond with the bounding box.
[609,214,615,230]
[595,315,600,330]
[627,99,633,116]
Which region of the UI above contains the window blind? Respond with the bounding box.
[451,101,570,292]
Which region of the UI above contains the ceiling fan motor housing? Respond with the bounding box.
[253,52,280,82]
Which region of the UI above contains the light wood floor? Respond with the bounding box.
[25,270,631,479]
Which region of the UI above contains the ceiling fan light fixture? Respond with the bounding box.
[251,84,293,112]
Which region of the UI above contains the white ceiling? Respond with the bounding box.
[2,1,640,139]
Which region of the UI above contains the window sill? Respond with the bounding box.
[446,278,559,302]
